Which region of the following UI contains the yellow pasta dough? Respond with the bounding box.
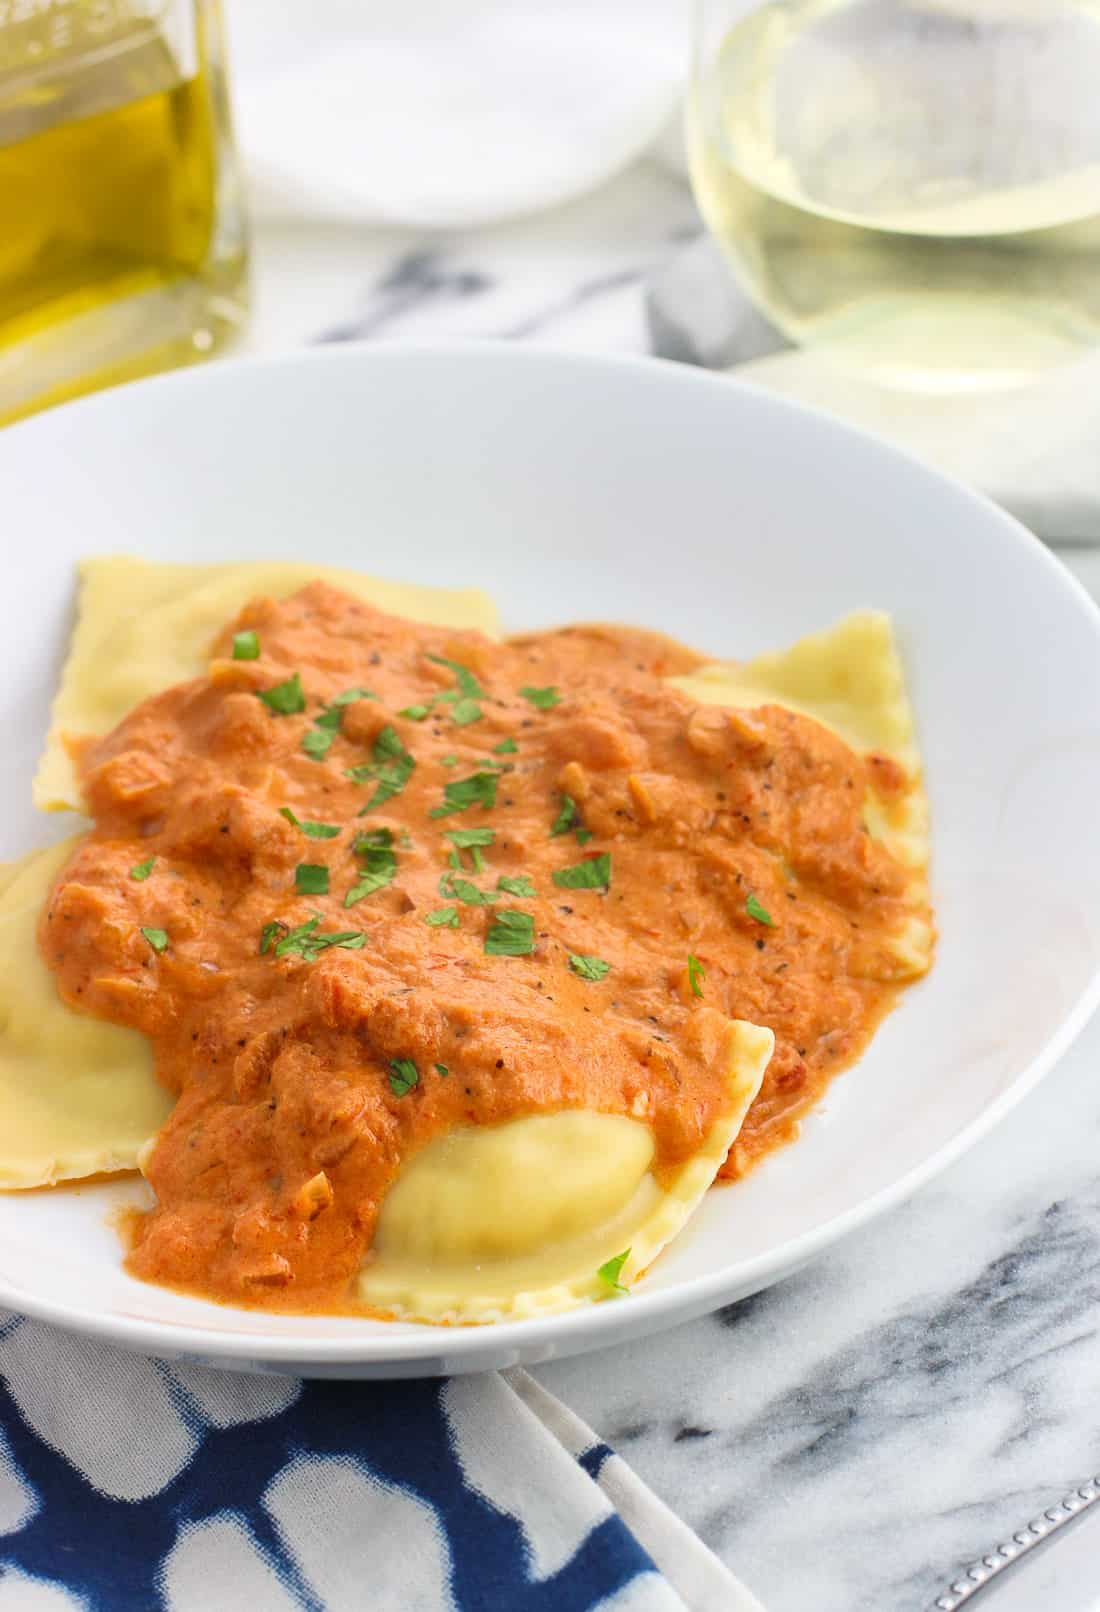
[667,611,932,976]
[34,556,500,812]
[357,1019,773,1322]
[0,839,171,1189]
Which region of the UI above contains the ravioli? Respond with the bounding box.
[357,1019,773,1323]
[667,611,933,976]
[35,556,500,813]
[0,839,171,1189]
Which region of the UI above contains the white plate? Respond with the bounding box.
[3,344,1099,1378]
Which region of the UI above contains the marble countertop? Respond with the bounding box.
[242,160,1100,1612]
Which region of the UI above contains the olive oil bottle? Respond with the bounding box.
[0,0,248,425]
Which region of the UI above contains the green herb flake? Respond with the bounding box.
[346,829,398,906]
[450,697,482,727]
[129,856,155,882]
[424,905,460,928]
[399,704,431,721]
[440,873,499,907]
[520,685,561,710]
[346,859,397,906]
[426,653,485,700]
[575,828,594,846]
[388,1058,419,1098]
[434,1063,450,1078]
[259,919,288,955]
[279,807,341,839]
[354,827,394,852]
[445,828,496,850]
[441,754,460,768]
[497,874,535,898]
[295,863,330,896]
[141,926,169,953]
[746,893,775,927]
[313,706,344,732]
[328,687,375,708]
[348,725,416,811]
[597,1249,631,1295]
[270,917,366,960]
[484,907,536,957]
[232,629,260,661]
[302,726,337,762]
[552,853,611,892]
[493,736,518,755]
[687,954,706,998]
[429,770,499,819]
[550,795,577,837]
[257,671,305,715]
[569,953,611,982]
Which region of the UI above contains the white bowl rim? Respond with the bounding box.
[3,339,1099,1370]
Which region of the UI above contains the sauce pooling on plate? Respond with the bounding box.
[40,583,930,1312]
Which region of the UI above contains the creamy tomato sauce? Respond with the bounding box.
[41,584,928,1312]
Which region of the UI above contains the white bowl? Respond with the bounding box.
[3,344,1099,1377]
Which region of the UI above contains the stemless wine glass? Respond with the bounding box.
[687,0,1100,389]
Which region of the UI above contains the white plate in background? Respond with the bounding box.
[2,343,1098,1377]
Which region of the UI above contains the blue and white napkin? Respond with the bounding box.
[0,1310,761,1610]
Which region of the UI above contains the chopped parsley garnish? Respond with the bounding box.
[575,828,594,846]
[399,704,431,721]
[440,873,499,906]
[329,687,375,708]
[597,1249,631,1295]
[424,905,460,928]
[451,697,482,726]
[426,653,485,700]
[279,807,341,839]
[301,690,373,762]
[354,827,393,852]
[520,685,561,710]
[552,853,611,891]
[687,954,706,997]
[295,863,330,896]
[493,736,518,754]
[141,926,169,953]
[746,893,775,927]
[441,755,459,767]
[429,770,498,819]
[258,671,305,715]
[434,1063,450,1078]
[302,727,337,761]
[569,953,610,982]
[497,874,536,898]
[260,920,287,954]
[129,856,155,881]
[445,828,495,850]
[388,1058,419,1097]
[550,795,577,836]
[345,829,397,905]
[348,725,416,811]
[484,907,536,956]
[232,629,260,660]
[267,917,366,960]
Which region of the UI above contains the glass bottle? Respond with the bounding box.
[0,0,248,425]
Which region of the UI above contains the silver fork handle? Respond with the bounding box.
[932,1477,1100,1610]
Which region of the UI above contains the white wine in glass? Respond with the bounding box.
[688,0,1100,389]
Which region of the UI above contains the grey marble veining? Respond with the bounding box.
[537,1004,1100,1612]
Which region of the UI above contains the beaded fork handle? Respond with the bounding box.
[932,1477,1100,1609]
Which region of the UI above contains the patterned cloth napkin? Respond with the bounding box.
[0,1310,761,1611]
